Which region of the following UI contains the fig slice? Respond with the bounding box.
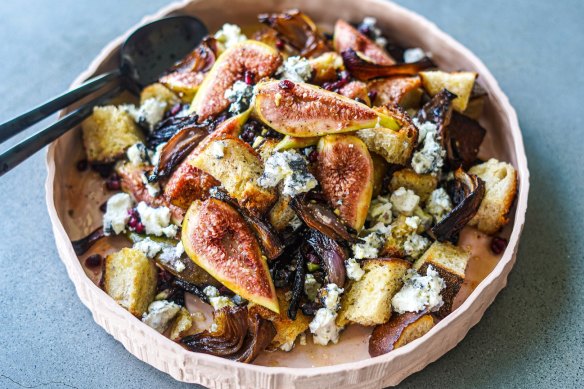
[333,19,395,65]
[189,40,282,121]
[182,199,279,313]
[316,135,374,231]
[254,80,399,137]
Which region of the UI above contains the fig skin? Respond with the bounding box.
[333,19,395,65]
[254,80,399,137]
[182,199,279,313]
[316,134,374,231]
[274,135,320,151]
[189,40,282,121]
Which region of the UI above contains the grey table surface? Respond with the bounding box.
[0,0,582,388]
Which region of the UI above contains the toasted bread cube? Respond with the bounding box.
[268,194,297,232]
[368,76,423,109]
[248,289,311,350]
[369,311,435,356]
[140,83,180,107]
[169,308,194,340]
[390,168,438,203]
[104,248,158,317]
[381,214,428,258]
[190,138,277,215]
[309,52,344,84]
[82,106,144,163]
[337,258,411,327]
[420,71,477,112]
[414,241,470,318]
[356,126,417,166]
[468,159,518,234]
[164,162,220,209]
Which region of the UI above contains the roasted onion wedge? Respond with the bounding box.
[342,49,434,81]
[305,229,347,287]
[415,88,457,134]
[443,112,486,169]
[71,227,105,255]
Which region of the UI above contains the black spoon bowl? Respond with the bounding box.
[0,15,208,176]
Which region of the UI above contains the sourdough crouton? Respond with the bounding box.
[414,241,470,318]
[381,214,431,259]
[82,106,144,163]
[419,71,477,112]
[268,194,297,232]
[104,248,158,317]
[390,168,438,203]
[369,311,435,356]
[337,258,411,327]
[248,289,311,351]
[309,52,344,84]
[468,159,518,234]
[140,83,180,107]
[371,153,389,198]
[368,76,423,109]
[168,307,194,340]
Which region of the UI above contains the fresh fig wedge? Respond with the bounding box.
[189,40,282,121]
[258,10,330,57]
[342,49,434,81]
[333,19,395,65]
[182,199,279,312]
[431,168,485,242]
[337,80,371,104]
[254,80,399,137]
[316,135,374,231]
[305,229,347,287]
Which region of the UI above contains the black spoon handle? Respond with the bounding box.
[0,69,121,144]
[0,85,122,177]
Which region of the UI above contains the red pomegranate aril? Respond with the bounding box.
[307,149,318,163]
[490,237,508,255]
[128,216,139,229]
[99,202,107,213]
[105,174,121,191]
[244,70,254,85]
[275,39,285,50]
[85,254,102,268]
[279,79,295,90]
[134,223,145,234]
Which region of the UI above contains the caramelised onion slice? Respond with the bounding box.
[71,227,105,255]
[342,49,434,81]
[290,195,357,243]
[431,168,485,242]
[415,88,457,134]
[305,229,347,287]
[443,112,486,169]
[287,247,307,320]
[181,306,275,363]
[209,188,285,260]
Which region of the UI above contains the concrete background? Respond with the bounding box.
[0,0,582,388]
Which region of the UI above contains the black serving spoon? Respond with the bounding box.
[0,15,208,176]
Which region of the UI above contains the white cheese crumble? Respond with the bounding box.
[214,23,247,50]
[345,258,365,281]
[133,237,162,259]
[367,195,393,225]
[390,187,420,216]
[411,119,445,175]
[126,142,147,165]
[158,241,186,273]
[304,273,321,301]
[361,17,388,47]
[224,80,255,114]
[257,151,317,197]
[277,56,313,83]
[136,202,178,238]
[403,233,431,259]
[352,223,391,259]
[123,98,167,131]
[103,193,133,235]
[142,300,181,333]
[203,286,235,311]
[403,48,426,63]
[405,215,420,230]
[392,266,446,314]
[309,284,344,346]
[426,188,453,222]
[141,172,161,197]
[279,341,295,352]
[209,140,226,159]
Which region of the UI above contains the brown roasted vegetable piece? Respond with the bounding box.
[305,229,347,287]
[443,112,486,170]
[72,227,106,255]
[369,310,435,357]
[415,88,457,134]
[258,10,330,57]
[342,49,434,81]
[333,19,395,65]
[181,306,276,363]
[431,168,485,242]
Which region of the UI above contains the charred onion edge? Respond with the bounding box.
[173,278,209,302]
[342,49,434,81]
[209,187,285,260]
[72,226,106,256]
[369,309,431,357]
[305,229,347,287]
[287,247,307,320]
[415,88,457,133]
[162,37,218,76]
[431,168,485,242]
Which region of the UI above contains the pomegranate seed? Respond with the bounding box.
[490,237,508,255]
[169,103,182,116]
[76,159,88,171]
[105,179,120,191]
[244,70,254,85]
[134,223,145,234]
[308,149,318,163]
[85,254,102,268]
[275,39,285,50]
[128,216,139,229]
[279,79,295,90]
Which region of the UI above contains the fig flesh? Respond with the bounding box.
[333,19,395,65]
[182,199,279,312]
[316,135,374,231]
[254,80,399,137]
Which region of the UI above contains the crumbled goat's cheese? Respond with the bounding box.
[158,241,186,273]
[405,215,421,230]
[392,266,446,314]
[304,274,321,302]
[426,188,453,222]
[142,300,181,333]
[214,23,247,50]
[345,258,365,281]
[403,233,431,259]
[203,286,235,310]
[123,98,167,131]
[231,295,246,306]
[103,193,133,235]
[127,142,147,165]
[390,187,420,216]
[309,284,344,345]
[133,237,162,259]
[136,202,178,238]
[367,195,393,225]
[141,172,161,197]
[277,56,313,83]
[279,341,295,352]
[403,48,426,63]
[360,17,388,47]
[411,119,445,175]
[209,140,226,159]
[299,333,307,346]
[224,80,254,114]
[258,151,317,197]
[352,223,392,259]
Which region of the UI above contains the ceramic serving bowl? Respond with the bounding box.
[45,0,529,387]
